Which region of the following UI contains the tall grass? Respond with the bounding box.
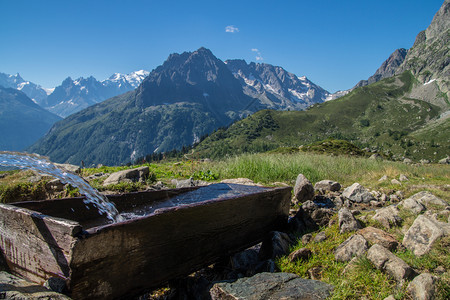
[207,152,450,190]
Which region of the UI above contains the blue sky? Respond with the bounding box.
[0,0,444,92]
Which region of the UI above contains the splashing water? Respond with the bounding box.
[0,151,123,223]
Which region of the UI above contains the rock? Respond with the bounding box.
[384,295,396,300]
[229,248,260,272]
[210,272,333,300]
[294,174,315,203]
[0,271,70,299]
[342,183,376,203]
[391,179,402,185]
[358,227,399,251]
[45,178,65,192]
[379,175,388,182]
[372,206,402,229]
[398,197,426,214]
[54,163,81,174]
[407,273,438,300]
[434,266,445,274]
[314,231,327,243]
[438,156,450,164]
[408,191,448,209]
[399,174,409,181]
[389,194,400,203]
[334,234,368,262]
[367,244,415,283]
[301,233,313,244]
[44,277,67,293]
[314,180,341,192]
[420,159,430,164]
[103,166,149,186]
[288,248,312,262]
[369,153,381,160]
[403,214,450,256]
[258,231,293,260]
[338,208,362,233]
[403,158,413,164]
[289,200,333,234]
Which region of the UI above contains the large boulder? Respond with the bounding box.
[407,191,448,209]
[372,206,402,229]
[289,201,334,234]
[367,244,415,283]
[54,163,81,174]
[314,180,341,192]
[210,272,333,300]
[403,214,450,256]
[338,208,362,233]
[342,183,376,203]
[103,166,149,186]
[407,273,438,300]
[294,174,315,203]
[358,227,398,251]
[334,234,368,262]
[398,197,426,214]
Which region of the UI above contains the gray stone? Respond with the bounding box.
[289,201,333,234]
[407,273,438,300]
[314,180,341,192]
[103,166,149,186]
[391,179,402,185]
[338,208,362,233]
[0,271,70,299]
[438,156,450,164]
[54,162,81,174]
[259,231,293,260]
[398,198,426,214]
[367,244,415,283]
[403,158,413,164]
[221,178,259,186]
[230,248,259,272]
[288,248,312,262]
[45,178,65,192]
[307,266,323,280]
[334,234,368,262]
[358,227,399,251]
[408,191,448,209]
[342,183,376,203]
[301,233,313,244]
[210,272,333,300]
[372,206,402,229]
[384,295,396,300]
[399,174,409,181]
[379,175,388,182]
[294,174,315,203]
[420,159,431,164]
[44,277,67,293]
[403,214,450,256]
[314,231,327,243]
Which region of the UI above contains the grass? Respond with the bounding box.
[276,221,404,299]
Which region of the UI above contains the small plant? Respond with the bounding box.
[191,170,218,181]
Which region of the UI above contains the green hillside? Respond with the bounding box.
[195,71,449,162]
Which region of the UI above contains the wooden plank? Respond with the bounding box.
[68,186,291,299]
[0,204,81,283]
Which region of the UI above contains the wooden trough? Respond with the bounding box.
[0,183,292,299]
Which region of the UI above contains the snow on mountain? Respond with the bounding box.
[225,60,333,110]
[43,70,149,117]
[0,72,48,104]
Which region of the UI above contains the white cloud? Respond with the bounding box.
[225,25,239,33]
[251,48,263,61]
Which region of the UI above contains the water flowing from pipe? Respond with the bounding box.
[0,151,123,222]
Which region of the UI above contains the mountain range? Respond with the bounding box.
[194,0,450,162]
[27,48,340,165]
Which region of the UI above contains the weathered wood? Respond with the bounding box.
[0,184,292,299]
[0,204,81,283]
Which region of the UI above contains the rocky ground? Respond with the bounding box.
[0,167,449,299]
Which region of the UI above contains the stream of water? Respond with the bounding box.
[0,151,123,222]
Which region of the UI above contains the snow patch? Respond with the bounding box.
[424,79,436,85]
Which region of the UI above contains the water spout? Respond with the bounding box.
[0,151,123,222]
